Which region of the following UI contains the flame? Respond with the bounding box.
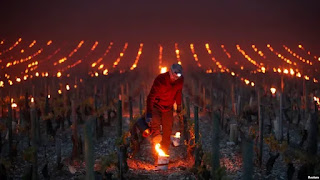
[155,143,169,157]
[174,132,181,138]
[270,87,276,95]
[160,67,167,74]
[11,103,17,108]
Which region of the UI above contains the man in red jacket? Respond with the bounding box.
[146,63,184,155]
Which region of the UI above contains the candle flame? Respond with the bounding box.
[11,103,17,108]
[174,132,181,138]
[160,67,167,74]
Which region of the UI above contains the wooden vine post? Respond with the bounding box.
[30,103,38,180]
[194,105,200,168]
[7,104,13,160]
[211,108,220,176]
[84,116,94,180]
[258,90,264,168]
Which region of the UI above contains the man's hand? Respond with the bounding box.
[146,113,152,127]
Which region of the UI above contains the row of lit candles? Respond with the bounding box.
[190,44,202,67]
[113,43,128,68]
[130,43,144,70]
[0,38,22,56]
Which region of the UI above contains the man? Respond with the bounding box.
[146,63,184,156]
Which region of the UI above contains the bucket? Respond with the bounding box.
[156,155,169,170]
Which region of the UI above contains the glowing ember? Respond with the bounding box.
[160,67,167,74]
[31,97,34,103]
[155,143,169,157]
[66,84,70,91]
[48,95,50,99]
[270,87,276,95]
[174,132,181,138]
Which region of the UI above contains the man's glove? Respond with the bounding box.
[176,105,182,114]
[145,113,152,127]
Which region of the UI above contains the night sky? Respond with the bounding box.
[1,0,320,43]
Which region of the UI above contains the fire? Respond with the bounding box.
[155,143,169,157]
[174,132,181,138]
[11,103,17,108]
[160,67,167,74]
[270,87,276,95]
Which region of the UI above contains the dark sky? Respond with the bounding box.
[1,0,320,43]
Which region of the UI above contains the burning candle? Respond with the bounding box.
[66,84,70,91]
[160,67,167,74]
[11,103,17,108]
[171,132,181,147]
[270,87,276,95]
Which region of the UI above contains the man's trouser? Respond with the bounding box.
[151,107,173,154]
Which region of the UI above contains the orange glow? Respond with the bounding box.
[270,87,276,95]
[47,40,52,45]
[0,81,4,87]
[296,72,301,77]
[95,72,99,77]
[58,90,62,94]
[16,78,21,82]
[174,132,181,138]
[155,143,169,157]
[289,68,295,75]
[98,64,104,69]
[66,84,70,91]
[160,67,167,74]
[48,95,51,99]
[57,72,62,77]
[283,69,289,74]
[11,103,17,108]
[31,97,34,103]
[103,69,108,75]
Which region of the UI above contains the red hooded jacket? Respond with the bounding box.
[147,72,184,114]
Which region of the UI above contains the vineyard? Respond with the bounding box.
[0,38,319,179]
